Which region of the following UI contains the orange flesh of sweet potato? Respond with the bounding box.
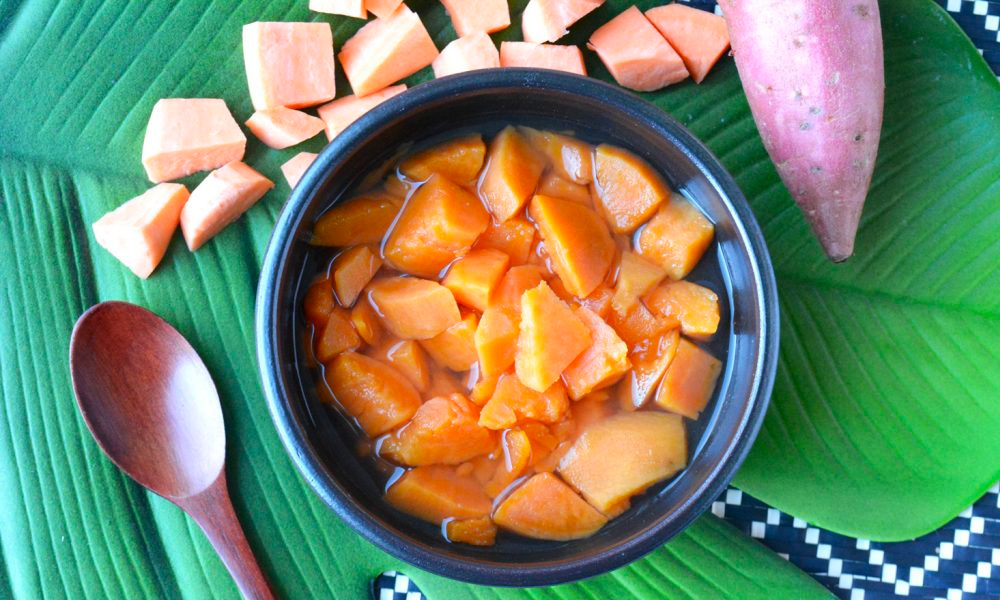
[498,42,587,76]
[442,248,510,312]
[478,126,546,222]
[644,280,720,339]
[445,517,498,546]
[618,327,680,410]
[315,307,361,362]
[367,277,461,339]
[645,4,730,84]
[587,7,689,92]
[245,106,325,150]
[380,394,495,465]
[180,162,274,251]
[385,465,492,524]
[474,216,535,265]
[594,144,669,234]
[578,283,614,319]
[350,299,384,346]
[558,411,687,513]
[469,371,500,406]
[281,152,318,188]
[365,0,404,19]
[432,31,502,78]
[316,85,408,141]
[521,0,603,43]
[468,452,501,485]
[326,351,421,436]
[427,369,467,398]
[519,421,562,468]
[304,277,336,328]
[439,0,510,36]
[372,339,430,392]
[536,172,592,204]
[654,338,722,418]
[311,193,400,247]
[490,264,547,308]
[419,312,480,371]
[611,251,667,317]
[515,282,591,392]
[474,306,519,376]
[479,373,569,429]
[528,194,615,298]
[242,22,336,110]
[383,174,490,277]
[607,299,676,349]
[485,429,532,497]
[141,99,246,183]
[493,472,607,540]
[563,308,631,400]
[399,134,487,183]
[570,392,616,436]
[332,245,383,307]
[521,127,593,184]
[309,0,366,18]
[637,197,714,280]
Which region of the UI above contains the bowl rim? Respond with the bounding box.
[256,69,779,587]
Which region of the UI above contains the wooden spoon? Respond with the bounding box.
[69,301,276,600]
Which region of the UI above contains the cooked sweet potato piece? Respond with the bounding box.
[493,473,607,540]
[514,282,591,392]
[420,312,480,371]
[399,134,486,183]
[490,264,547,308]
[479,126,546,222]
[606,300,676,349]
[536,172,591,204]
[311,194,400,247]
[315,307,362,362]
[519,421,560,468]
[570,391,616,436]
[618,327,680,410]
[442,249,510,312]
[563,308,630,400]
[479,373,569,429]
[594,144,669,234]
[528,194,615,298]
[637,197,714,280]
[654,339,722,418]
[644,280,720,339]
[383,174,490,277]
[371,339,430,392]
[385,465,492,524]
[427,369,467,398]
[474,216,535,265]
[485,429,532,497]
[446,517,497,546]
[368,277,461,340]
[332,246,382,307]
[521,128,593,184]
[381,394,495,465]
[350,299,384,346]
[474,306,519,376]
[469,371,501,406]
[326,351,421,436]
[304,277,335,328]
[578,284,614,319]
[611,251,667,317]
[558,412,687,513]
[468,452,501,485]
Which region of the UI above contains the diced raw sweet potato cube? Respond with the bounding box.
[365,0,404,19]
[528,194,615,298]
[536,172,591,204]
[326,351,421,435]
[479,373,569,429]
[383,174,490,277]
[245,107,325,150]
[493,473,607,540]
[474,306,518,376]
[558,412,687,513]
[385,465,492,524]
[180,162,274,251]
[332,246,382,307]
[420,312,480,371]
[588,7,689,92]
[645,4,730,84]
[655,339,722,418]
[521,0,603,43]
[607,300,676,349]
[445,517,497,546]
[644,280,720,339]
[309,0,365,18]
[611,251,667,316]
[637,197,714,280]
[442,249,510,312]
[339,5,439,97]
[281,152,318,188]
[399,134,487,183]
[141,99,246,183]
[381,394,495,465]
[91,183,189,279]
[485,429,532,497]
[243,22,336,110]
[440,0,510,36]
[316,85,407,140]
[498,42,587,76]
[368,277,461,339]
[371,339,430,391]
[490,264,547,308]
[304,277,336,328]
[594,144,670,234]
[521,128,594,184]
[515,282,591,391]
[474,217,535,266]
[563,308,630,400]
[315,307,361,362]
[311,193,400,247]
[427,369,467,398]
[618,327,680,410]
[433,32,502,78]
[350,299,384,346]
[479,126,546,223]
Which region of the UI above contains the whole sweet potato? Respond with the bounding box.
[720,1,884,261]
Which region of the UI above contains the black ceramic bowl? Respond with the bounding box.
[256,70,778,587]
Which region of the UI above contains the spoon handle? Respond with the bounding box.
[180,472,277,600]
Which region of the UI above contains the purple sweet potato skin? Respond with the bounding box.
[720,1,884,261]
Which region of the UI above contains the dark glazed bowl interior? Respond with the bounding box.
[256,70,779,587]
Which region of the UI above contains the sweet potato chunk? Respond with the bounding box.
[577,284,614,319]
[558,412,687,513]
[326,351,421,436]
[618,327,680,410]
[493,473,607,540]
[316,85,407,140]
[338,5,438,97]
[528,194,615,298]
[479,126,545,222]
[571,391,616,436]
[479,373,569,429]
[350,299,383,346]
[446,517,497,546]
[366,0,404,19]
[245,106,325,149]
[521,128,593,183]
[645,4,730,84]
[311,194,400,247]
[474,216,535,265]
[383,174,490,277]
[309,0,365,18]
[399,134,487,183]
[637,197,714,280]
[563,308,631,400]
[304,277,335,328]
[243,22,336,110]
[371,339,430,391]
[611,251,667,317]
[498,42,587,75]
[420,312,479,371]
[607,300,676,349]
[587,6,689,92]
[442,249,510,312]
[514,282,591,392]
[469,371,500,406]
[521,0,603,43]
[594,144,669,234]
[440,0,510,36]
[490,264,547,308]
[654,339,722,418]
[315,307,361,362]
[644,280,720,339]
[281,152,317,188]
[536,172,591,204]
[427,369,467,398]
[380,394,495,465]
[141,99,246,183]
[433,31,502,79]
[368,277,461,339]
[332,246,382,307]
[474,306,519,376]
[485,429,532,497]
[385,465,491,524]
[180,162,274,251]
